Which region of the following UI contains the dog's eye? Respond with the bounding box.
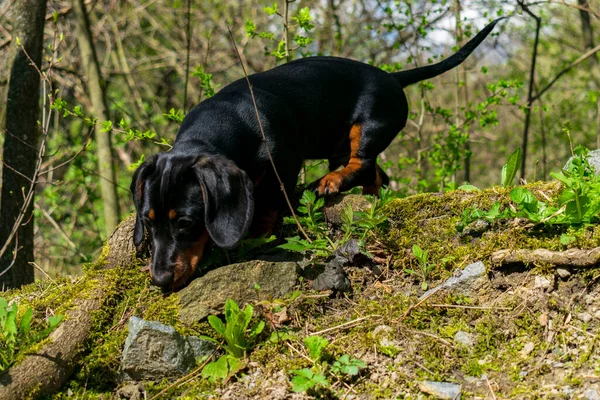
[177,218,194,230]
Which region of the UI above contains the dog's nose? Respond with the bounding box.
[152,270,174,289]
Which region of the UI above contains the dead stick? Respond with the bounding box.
[491,247,600,267]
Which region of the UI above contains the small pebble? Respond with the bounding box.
[579,312,593,323]
[534,276,553,291]
[418,381,461,400]
[521,342,535,357]
[539,314,548,326]
[454,331,474,348]
[556,268,571,279]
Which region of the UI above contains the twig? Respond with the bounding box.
[491,246,600,267]
[406,329,453,347]
[35,203,87,259]
[429,304,512,311]
[309,315,381,336]
[401,287,441,319]
[286,342,314,364]
[29,262,54,282]
[227,26,311,242]
[485,376,497,400]
[530,42,600,103]
[414,361,435,375]
[40,125,94,175]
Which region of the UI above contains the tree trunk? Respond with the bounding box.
[73,0,121,237]
[577,0,598,65]
[0,215,149,399]
[577,0,600,147]
[454,0,470,183]
[0,0,47,289]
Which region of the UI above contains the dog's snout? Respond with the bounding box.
[151,269,174,289]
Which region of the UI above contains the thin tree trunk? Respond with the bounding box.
[73,0,120,237]
[578,0,598,64]
[0,0,47,289]
[519,2,541,181]
[577,0,600,147]
[454,0,470,183]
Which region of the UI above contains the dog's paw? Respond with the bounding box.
[316,172,343,196]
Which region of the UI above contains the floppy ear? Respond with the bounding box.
[130,158,155,247]
[194,156,254,249]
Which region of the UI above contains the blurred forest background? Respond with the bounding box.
[0,0,598,289]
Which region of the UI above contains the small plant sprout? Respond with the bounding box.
[289,335,367,393]
[201,299,265,382]
[501,148,522,188]
[405,244,433,290]
[0,297,64,372]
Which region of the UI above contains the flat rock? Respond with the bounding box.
[419,261,489,300]
[323,194,372,225]
[419,381,461,399]
[178,260,298,324]
[121,317,216,380]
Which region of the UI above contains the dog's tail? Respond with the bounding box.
[392,17,504,88]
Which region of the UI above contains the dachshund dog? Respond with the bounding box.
[131,18,503,290]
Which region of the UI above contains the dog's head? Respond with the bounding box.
[130,153,254,291]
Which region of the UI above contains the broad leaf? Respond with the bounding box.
[501,148,522,188]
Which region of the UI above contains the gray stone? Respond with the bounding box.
[454,330,474,348]
[556,268,571,279]
[121,317,216,380]
[188,335,217,359]
[419,261,489,300]
[534,275,554,291]
[418,381,461,400]
[115,383,145,400]
[178,260,298,324]
[578,312,593,324]
[520,342,535,357]
[323,194,372,225]
[585,388,600,400]
[461,219,491,237]
[564,149,600,175]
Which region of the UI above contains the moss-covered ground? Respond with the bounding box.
[5,182,600,399]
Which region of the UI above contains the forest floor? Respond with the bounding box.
[5,182,600,399]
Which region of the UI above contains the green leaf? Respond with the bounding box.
[560,234,576,245]
[224,299,240,324]
[291,369,314,392]
[311,373,329,387]
[263,3,278,15]
[412,244,423,259]
[202,355,229,381]
[19,308,33,336]
[501,148,522,188]
[249,320,265,339]
[304,335,328,362]
[0,298,8,330]
[5,304,18,337]
[458,184,480,191]
[226,355,245,377]
[208,315,226,336]
[510,187,536,205]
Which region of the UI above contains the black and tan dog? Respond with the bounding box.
[131,18,503,290]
